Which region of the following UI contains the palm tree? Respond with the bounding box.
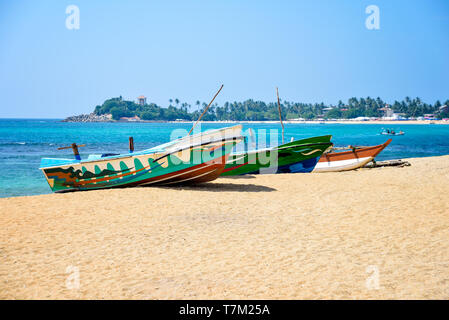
[405,96,411,106]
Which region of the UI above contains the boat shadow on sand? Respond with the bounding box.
[52,180,276,194]
[150,181,276,193]
[220,175,256,179]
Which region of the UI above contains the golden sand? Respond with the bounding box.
[1,156,448,299]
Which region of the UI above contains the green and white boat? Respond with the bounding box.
[221,135,333,176]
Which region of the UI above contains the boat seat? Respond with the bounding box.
[86,154,102,160]
[86,153,120,161]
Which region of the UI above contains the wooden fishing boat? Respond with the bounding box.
[40,125,243,192]
[313,139,392,173]
[221,135,333,176]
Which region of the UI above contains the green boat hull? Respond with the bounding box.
[221,135,333,176]
[40,125,244,192]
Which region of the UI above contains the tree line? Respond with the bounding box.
[93,96,449,121]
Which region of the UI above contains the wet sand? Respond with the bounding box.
[1,155,448,299]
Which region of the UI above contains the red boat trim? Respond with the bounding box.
[138,155,228,186]
[221,161,250,173]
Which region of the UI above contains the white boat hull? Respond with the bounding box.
[313,156,373,172]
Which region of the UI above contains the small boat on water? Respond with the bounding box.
[381,129,404,136]
[221,135,333,176]
[313,139,392,173]
[40,125,243,192]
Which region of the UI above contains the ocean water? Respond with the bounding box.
[1,119,449,198]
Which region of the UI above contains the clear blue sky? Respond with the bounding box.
[0,0,448,118]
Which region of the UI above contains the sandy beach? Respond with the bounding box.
[1,155,448,299]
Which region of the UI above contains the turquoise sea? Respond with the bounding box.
[1,119,449,198]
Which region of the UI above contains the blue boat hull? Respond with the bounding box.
[277,156,319,173]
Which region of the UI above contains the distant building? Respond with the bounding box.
[120,115,141,122]
[392,113,407,120]
[137,95,146,106]
[382,112,407,121]
[424,114,436,120]
[439,105,448,113]
[380,105,394,118]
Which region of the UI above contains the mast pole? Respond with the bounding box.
[188,84,224,136]
[276,87,285,144]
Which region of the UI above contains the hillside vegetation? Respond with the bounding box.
[93,96,449,120]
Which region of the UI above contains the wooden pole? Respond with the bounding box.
[276,87,285,144]
[57,143,84,160]
[129,137,134,153]
[188,84,224,136]
[71,143,80,160]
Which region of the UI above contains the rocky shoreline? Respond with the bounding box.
[61,113,113,122]
[61,114,173,123]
